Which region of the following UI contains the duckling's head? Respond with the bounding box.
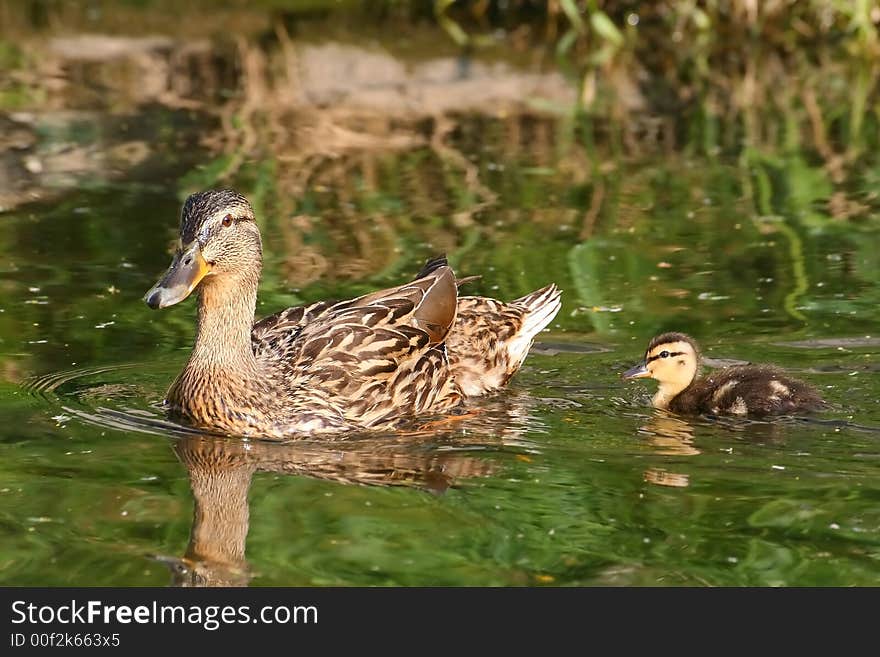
[144,189,262,309]
[622,332,700,407]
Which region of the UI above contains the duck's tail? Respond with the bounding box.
[505,284,563,371]
[445,284,562,397]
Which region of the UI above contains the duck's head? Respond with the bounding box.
[144,189,261,309]
[622,332,700,402]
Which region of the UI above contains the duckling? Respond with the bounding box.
[143,189,561,438]
[622,332,824,416]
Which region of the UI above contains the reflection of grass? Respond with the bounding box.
[0,40,40,110]
[778,224,809,324]
[0,1,877,227]
[752,217,809,324]
[0,1,878,347]
[0,39,23,68]
[145,99,880,344]
[0,83,44,110]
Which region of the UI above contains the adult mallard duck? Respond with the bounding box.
[144,189,561,439]
[622,332,825,416]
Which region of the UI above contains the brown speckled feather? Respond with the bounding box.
[250,265,463,429]
[671,365,825,416]
[251,300,336,359]
[446,285,562,396]
[242,266,560,431]
[148,191,561,439]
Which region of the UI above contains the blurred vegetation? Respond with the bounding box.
[0,0,878,356]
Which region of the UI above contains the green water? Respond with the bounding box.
[1,3,879,586]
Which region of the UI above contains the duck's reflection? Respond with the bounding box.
[643,467,690,488]
[164,395,540,586]
[169,437,254,587]
[636,411,698,489]
[637,411,699,456]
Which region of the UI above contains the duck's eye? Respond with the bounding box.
[221,214,233,227]
[660,350,670,358]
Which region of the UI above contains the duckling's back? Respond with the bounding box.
[673,365,825,416]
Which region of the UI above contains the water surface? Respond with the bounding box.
[1,3,879,587]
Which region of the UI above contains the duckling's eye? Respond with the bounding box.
[221,214,233,227]
[660,350,670,358]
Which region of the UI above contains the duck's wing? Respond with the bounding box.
[252,300,336,360]
[252,256,468,361]
[446,284,562,397]
[328,262,458,345]
[277,263,463,426]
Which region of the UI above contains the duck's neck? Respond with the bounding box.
[189,274,259,377]
[652,384,682,410]
[652,376,697,410]
[651,365,699,409]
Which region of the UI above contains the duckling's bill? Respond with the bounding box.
[144,243,211,309]
[622,361,650,379]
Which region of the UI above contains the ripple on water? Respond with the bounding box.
[24,363,200,438]
[21,361,568,455]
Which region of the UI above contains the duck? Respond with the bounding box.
[621,332,824,416]
[143,189,562,439]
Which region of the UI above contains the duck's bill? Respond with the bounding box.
[622,362,650,379]
[143,244,210,309]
